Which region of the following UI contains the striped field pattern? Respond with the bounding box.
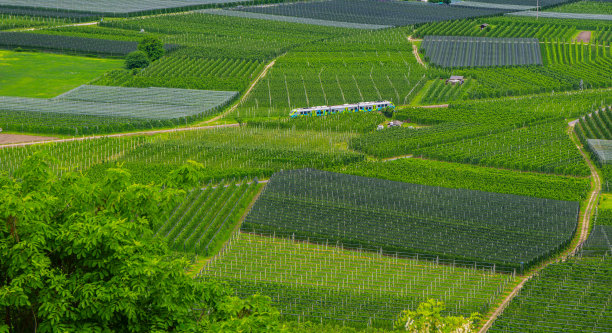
[421,36,543,68]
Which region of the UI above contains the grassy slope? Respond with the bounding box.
[0,50,122,98]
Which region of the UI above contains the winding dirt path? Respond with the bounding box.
[204,57,278,124]
[407,36,427,69]
[478,122,600,332]
[569,121,601,249]
[419,104,449,108]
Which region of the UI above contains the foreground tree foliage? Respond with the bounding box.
[394,299,480,333]
[0,154,282,332]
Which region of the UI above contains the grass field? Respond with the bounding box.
[0,50,122,98]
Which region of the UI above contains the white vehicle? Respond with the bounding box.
[289,101,395,118]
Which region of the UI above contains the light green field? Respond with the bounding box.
[598,193,612,210]
[0,50,122,98]
[202,233,515,329]
[546,1,612,15]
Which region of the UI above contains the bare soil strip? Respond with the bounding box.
[407,36,427,69]
[478,122,601,332]
[0,123,239,149]
[419,104,449,108]
[576,31,592,43]
[0,134,57,145]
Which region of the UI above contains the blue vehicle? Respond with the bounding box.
[289,101,395,118]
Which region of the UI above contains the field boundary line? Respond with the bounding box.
[204,56,279,124]
[478,122,600,332]
[13,21,99,32]
[0,123,239,149]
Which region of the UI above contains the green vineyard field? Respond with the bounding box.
[242,169,579,271]
[201,233,514,329]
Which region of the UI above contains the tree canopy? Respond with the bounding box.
[138,37,165,61]
[125,50,150,69]
[0,154,281,332]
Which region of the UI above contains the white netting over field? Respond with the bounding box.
[0,0,243,15]
[1,85,238,120]
[198,9,391,30]
[587,139,612,164]
[421,36,542,68]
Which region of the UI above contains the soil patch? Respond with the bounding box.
[0,134,57,145]
[576,31,591,43]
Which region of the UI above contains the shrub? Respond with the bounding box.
[125,50,150,69]
[138,37,165,61]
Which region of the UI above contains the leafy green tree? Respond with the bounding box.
[125,50,150,69]
[393,299,481,332]
[0,153,282,333]
[382,107,394,118]
[138,37,165,61]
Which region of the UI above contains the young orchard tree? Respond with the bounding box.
[394,299,481,333]
[0,154,282,333]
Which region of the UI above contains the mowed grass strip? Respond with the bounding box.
[0,50,122,98]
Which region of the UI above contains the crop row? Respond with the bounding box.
[334,158,590,202]
[242,169,579,271]
[352,91,607,175]
[249,112,386,134]
[579,225,612,256]
[574,106,612,165]
[466,0,569,6]
[0,31,177,56]
[100,12,353,60]
[418,121,589,176]
[94,56,265,92]
[0,0,246,17]
[546,0,612,15]
[489,256,612,332]
[508,10,612,21]
[200,233,513,329]
[239,49,428,118]
[421,36,542,68]
[240,0,510,27]
[200,8,391,30]
[156,180,261,255]
[414,78,474,105]
[576,107,612,141]
[0,126,363,185]
[440,42,611,102]
[0,14,70,30]
[415,15,612,42]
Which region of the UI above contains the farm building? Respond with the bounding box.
[480,23,489,30]
[446,76,464,85]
